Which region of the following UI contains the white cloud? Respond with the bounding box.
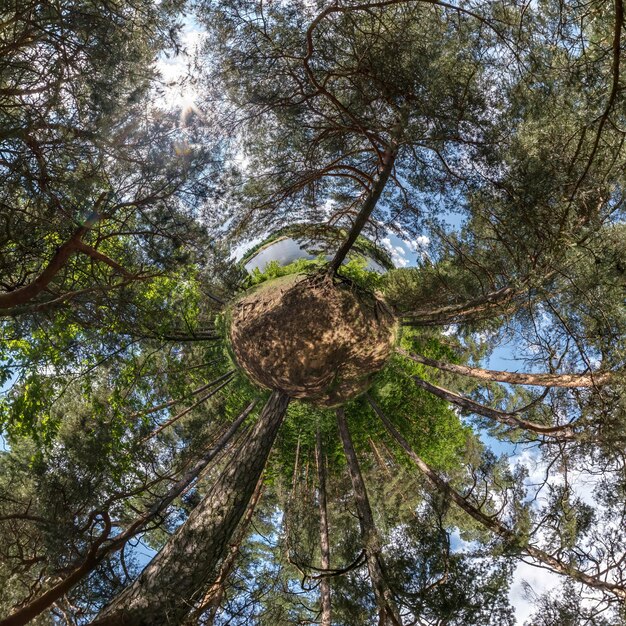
[509,560,561,624]
[381,235,417,267]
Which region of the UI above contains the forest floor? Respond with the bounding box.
[228,273,397,406]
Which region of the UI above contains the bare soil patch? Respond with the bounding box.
[229,274,397,406]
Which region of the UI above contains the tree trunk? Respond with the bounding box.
[141,374,235,442]
[0,400,258,626]
[191,474,265,625]
[315,429,332,626]
[402,285,519,326]
[412,376,576,439]
[91,392,290,626]
[131,371,235,420]
[328,146,397,274]
[397,348,612,388]
[336,409,402,626]
[368,437,392,478]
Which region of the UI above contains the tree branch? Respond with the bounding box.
[368,394,626,602]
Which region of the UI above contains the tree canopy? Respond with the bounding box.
[1,1,626,625]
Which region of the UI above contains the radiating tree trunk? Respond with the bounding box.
[0,400,258,626]
[292,434,301,493]
[368,393,626,602]
[189,474,265,626]
[412,375,576,439]
[131,371,235,420]
[328,146,397,274]
[368,437,392,478]
[315,429,332,626]
[336,409,402,626]
[91,391,290,626]
[397,348,612,388]
[402,285,519,326]
[141,373,235,441]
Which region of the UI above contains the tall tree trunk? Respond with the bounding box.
[131,371,235,420]
[336,409,402,626]
[397,348,612,388]
[412,376,576,439]
[328,146,397,274]
[315,429,332,626]
[141,374,235,442]
[190,474,265,626]
[368,437,392,478]
[368,393,626,602]
[401,285,519,326]
[91,392,290,626]
[0,401,258,626]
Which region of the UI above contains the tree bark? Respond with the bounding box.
[190,474,265,625]
[368,437,392,478]
[91,392,290,626]
[402,285,519,326]
[141,374,235,442]
[132,371,235,420]
[315,429,332,626]
[336,409,402,626]
[412,376,576,439]
[368,394,626,602]
[398,348,612,388]
[328,146,397,274]
[0,225,90,309]
[0,401,258,626]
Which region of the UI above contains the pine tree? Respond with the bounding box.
[2,1,626,624]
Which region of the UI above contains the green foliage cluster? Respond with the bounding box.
[244,257,325,287]
[243,254,386,292]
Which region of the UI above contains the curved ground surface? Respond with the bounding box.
[229,274,397,406]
